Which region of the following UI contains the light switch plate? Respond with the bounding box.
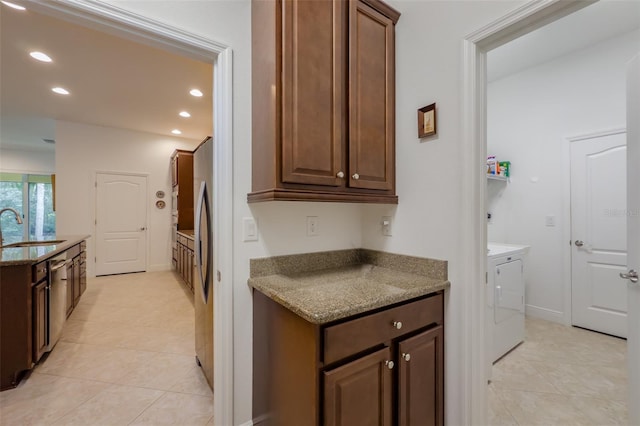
[545,215,556,227]
[243,217,258,241]
[382,216,392,236]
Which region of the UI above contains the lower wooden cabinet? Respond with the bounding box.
[66,243,87,317]
[398,326,444,426]
[324,347,392,426]
[32,280,48,362]
[174,233,194,293]
[253,291,445,426]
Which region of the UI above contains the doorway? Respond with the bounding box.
[463,0,639,423]
[7,2,234,424]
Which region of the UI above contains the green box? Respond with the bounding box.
[499,161,510,177]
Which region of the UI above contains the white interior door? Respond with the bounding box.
[571,131,627,337]
[95,172,147,276]
[624,54,640,426]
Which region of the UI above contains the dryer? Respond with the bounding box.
[486,243,529,379]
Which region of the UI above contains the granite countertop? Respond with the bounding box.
[249,249,450,324]
[0,235,90,266]
[177,230,194,239]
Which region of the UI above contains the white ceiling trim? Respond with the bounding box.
[25,0,226,62]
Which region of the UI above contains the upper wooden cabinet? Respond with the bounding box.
[170,149,194,230]
[249,0,400,203]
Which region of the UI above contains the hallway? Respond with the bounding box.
[0,271,213,425]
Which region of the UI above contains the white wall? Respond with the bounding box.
[487,29,639,322]
[0,147,55,174]
[55,120,198,277]
[97,1,525,424]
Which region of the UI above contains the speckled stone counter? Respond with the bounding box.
[177,230,194,239]
[0,235,89,266]
[249,249,449,324]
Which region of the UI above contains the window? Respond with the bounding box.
[0,173,56,244]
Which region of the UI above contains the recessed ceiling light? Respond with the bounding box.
[189,89,203,97]
[51,87,70,95]
[171,129,182,135]
[1,1,26,10]
[179,111,191,118]
[30,51,52,63]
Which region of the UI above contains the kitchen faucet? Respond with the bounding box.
[0,208,23,246]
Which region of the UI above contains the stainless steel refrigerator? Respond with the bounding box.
[193,136,213,390]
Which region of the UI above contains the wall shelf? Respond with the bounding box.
[487,174,509,182]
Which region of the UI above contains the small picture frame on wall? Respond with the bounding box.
[418,103,437,138]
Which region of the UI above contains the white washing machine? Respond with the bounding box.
[486,243,529,380]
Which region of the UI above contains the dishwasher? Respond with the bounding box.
[47,254,68,352]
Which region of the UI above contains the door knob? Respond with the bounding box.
[620,269,639,283]
[385,360,394,370]
[402,353,411,362]
[352,173,360,180]
[336,171,345,178]
[574,240,584,247]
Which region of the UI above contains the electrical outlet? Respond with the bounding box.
[242,217,258,241]
[382,216,392,236]
[307,216,319,236]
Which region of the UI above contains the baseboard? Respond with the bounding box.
[525,304,565,324]
[239,421,254,426]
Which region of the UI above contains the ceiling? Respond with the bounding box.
[0,3,213,152]
[488,1,640,82]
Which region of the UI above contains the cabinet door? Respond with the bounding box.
[73,258,81,306]
[348,0,394,191]
[33,280,48,361]
[324,347,392,426]
[66,262,74,316]
[397,326,444,426]
[79,262,87,297]
[281,0,346,186]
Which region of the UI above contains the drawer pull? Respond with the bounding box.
[392,321,403,330]
[402,353,411,362]
[385,360,394,370]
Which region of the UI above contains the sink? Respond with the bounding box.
[1,240,66,248]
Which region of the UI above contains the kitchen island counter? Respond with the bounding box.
[0,235,90,266]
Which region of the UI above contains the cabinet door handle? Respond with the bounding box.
[336,171,345,179]
[352,173,360,180]
[385,360,394,370]
[402,353,411,362]
[392,321,403,330]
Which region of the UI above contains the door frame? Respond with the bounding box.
[94,170,149,276]
[565,128,627,328]
[27,2,234,424]
[461,0,595,422]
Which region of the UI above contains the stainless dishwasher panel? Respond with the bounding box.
[47,257,68,352]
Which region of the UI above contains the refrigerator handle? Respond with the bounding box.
[194,181,208,303]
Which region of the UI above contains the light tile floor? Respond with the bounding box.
[489,317,628,425]
[0,271,213,426]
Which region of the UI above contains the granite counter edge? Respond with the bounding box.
[249,278,450,325]
[0,235,90,266]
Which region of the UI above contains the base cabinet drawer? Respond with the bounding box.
[324,293,443,364]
